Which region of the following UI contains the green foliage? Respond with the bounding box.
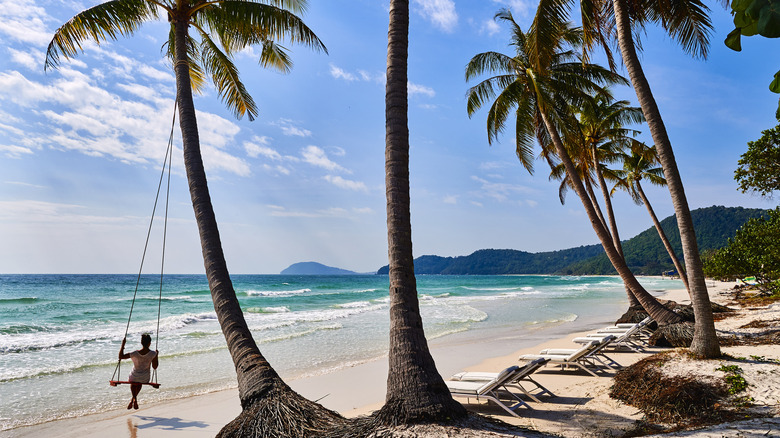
[734,121,780,198]
[703,208,780,293]
[377,206,766,275]
[716,364,749,394]
[725,0,780,115]
[570,206,767,275]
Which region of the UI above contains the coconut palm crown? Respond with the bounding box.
[45,0,326,121]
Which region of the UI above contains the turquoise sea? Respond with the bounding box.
[0,274,682,430]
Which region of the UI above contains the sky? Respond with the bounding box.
[0,0,777,275]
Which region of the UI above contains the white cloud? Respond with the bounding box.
[262,163,292,175]
[482,19,501,36]
[0,0,51,46]
[324,175,368,192]
[245,136,281,159]
[274,118,312,137]
[266,205,371,219]
[116,83,161,101]
[0,144,34,158]
[471,175,534,202]
[0,55,247,177]
[9,48,42,70]
[412,0,458,32]
[329,63,357,81]
[301,145,347,172]
[329,64,384,84]
[492,0,533,18]
[408,82,435,97]
[138,64,173,83]
[443,195,457,204]
[329,146,346,157]
[4,180,46,189]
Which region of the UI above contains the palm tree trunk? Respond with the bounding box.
[172,20,345,437]
[539,110,681,325]
[611,0,720,358]
[594,162,642,307]
[595,162,624,259]
[636,181,690,292]
[376,0,466,424]
[585,178,611,238]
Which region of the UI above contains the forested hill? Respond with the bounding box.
[376,206,766,275]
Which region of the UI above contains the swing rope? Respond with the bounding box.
[110,99,177,387]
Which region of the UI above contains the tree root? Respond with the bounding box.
[216,385,348,438]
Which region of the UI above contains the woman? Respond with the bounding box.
[118,334,159,410]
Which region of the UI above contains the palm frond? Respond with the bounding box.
[46,0,161,70]
[199,30,259,120]
[465,51,516,81]
[648,0,713,58]
[466,74,517,117]
[260,40,293,73]
[205,1,326,55]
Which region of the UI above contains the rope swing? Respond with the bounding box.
[110,100,177,389]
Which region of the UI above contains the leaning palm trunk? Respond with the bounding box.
[594,163,643,307]
[611,0,720,358]
[172,20,345,437]
[539,111,681,325]
[636,180,690,292]
[373,0,467,424]
[595,163,624,259]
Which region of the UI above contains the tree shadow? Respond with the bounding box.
[133,416,209,431]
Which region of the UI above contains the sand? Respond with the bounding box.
[6,280,780,438]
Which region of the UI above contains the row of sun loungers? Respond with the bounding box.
[445,317,654,416]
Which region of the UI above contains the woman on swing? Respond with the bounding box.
[118,334,159,409]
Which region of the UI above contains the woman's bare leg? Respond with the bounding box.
[130,384,142,409]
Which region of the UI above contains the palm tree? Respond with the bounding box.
[614,144,690,292]
[375,0,467,424]
[608,0,721,358]
[549,91,645,308]
[46,2,347,436]
[531,0,720,358]
[466,10,683,327]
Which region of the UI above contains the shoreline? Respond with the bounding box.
[7,279,731,438]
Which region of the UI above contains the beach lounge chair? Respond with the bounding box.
[572,318,652,353]
[445,365,535,416]
[518,336,618,377]
[538,335,622,370]
[594,316,652,336]
[577,317,653,352]
[449,358,554,403]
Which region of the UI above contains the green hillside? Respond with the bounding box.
[376,206,767,275]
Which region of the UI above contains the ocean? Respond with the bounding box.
[0,274,682,430]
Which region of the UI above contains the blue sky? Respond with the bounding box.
[0,0,777,274]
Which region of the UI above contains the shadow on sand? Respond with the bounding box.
[132,416,209,431]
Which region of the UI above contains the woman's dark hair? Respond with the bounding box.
[141,333,152,347]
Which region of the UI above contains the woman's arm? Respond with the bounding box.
[152,351,159,369]
[118,338,131,360]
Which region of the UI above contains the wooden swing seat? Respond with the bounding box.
[110,380,160,389]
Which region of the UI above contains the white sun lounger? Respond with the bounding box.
[518,336,617,377]
[538,335,622,370]
[576,317,653,352]
[449,358,554,403]
[446,365,535,416]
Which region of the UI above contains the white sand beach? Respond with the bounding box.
[7,280,780,438]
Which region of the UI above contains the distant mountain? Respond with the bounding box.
[376,206,767,275]
[280,262,361,275]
